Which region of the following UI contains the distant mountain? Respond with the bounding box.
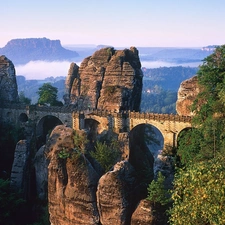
[0,38,79,65]
[138,47,214,64]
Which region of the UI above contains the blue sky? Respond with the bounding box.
[2,0,225,48]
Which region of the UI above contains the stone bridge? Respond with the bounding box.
[0,104,192,150]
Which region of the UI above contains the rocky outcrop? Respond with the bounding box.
[33,145,48,200]
[64,47,143,112]
[0,55,18,103]
[176,75,200,116]
[10,140,28,192]
[131,199,154,225]
[46,125,100,225]
[0,38,79,64]
[64,62,80,105]
[97,161,138,225]
[46,122,155,224]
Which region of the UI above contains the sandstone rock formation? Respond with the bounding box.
[176,75,200,116]
[0,55,19,103]
[64,47,143,112]
[46,123,155,225]
[64,62,80,105]
[33,145,48,200]
[10,140,28,192]
[97,161,137,225]
[46,125,100,225]
[131,199,154,225]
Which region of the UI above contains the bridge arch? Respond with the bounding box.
[36,115,63,147]
[83,114,109,134]
[84,118,100,142]
[130,123,164,157]
[128,113,192,152]
[19,113,28,123]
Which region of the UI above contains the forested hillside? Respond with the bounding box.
[143,66,198,91]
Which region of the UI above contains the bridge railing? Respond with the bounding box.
[0,104,192,122]
[128,111,192,122]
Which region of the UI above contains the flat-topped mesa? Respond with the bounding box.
[64,47,143,112]
[0,55,19,103]
[0,38,79,64]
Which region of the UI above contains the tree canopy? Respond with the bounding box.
[170,45,225,224]
[37,83,63,106]
[169,155,225,225]
[177,45,225,163]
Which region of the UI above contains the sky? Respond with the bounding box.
[2,0,225,48]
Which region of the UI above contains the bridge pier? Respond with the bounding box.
[163,131,177,153]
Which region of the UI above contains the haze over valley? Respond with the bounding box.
[0,38,212,80]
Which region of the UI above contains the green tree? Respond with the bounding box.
[177,45,225,164]
[177,128,203,164]
[169,155,225,225]
[19,91,31,105]
[90,140,120,172]
[171,45,225,224]
[147,172,170,206]
[37,83,63,106]
[73,131,88,154]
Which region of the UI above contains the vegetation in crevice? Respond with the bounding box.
[90,139,121,173]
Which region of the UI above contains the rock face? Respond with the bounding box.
[97,161,137,225]
[47,125,100,225]
[176,75,200,116]
[131,199,154,225]
[33,145,48,200]
[46,124,155,225]
[10,140,28,192]
[0,38,79,64]
[64,47,143,112]
[0,55,19,103]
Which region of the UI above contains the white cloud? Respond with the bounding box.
[15,60,201,80]
[15,60,81,80]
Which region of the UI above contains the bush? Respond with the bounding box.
[0,179,25,225]
[147,172,170,206]
[90,140,120,172]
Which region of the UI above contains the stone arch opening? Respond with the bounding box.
[84,118,100,142]
[19,113,28,123]
[6,111,12,122]
[129,123,164,158]
[36,115,63,147]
